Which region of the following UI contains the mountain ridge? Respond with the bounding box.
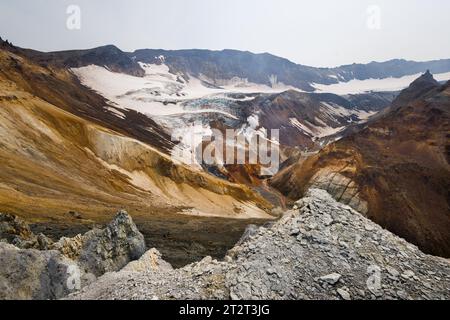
[130,48,450,91]
[3,37,450,92]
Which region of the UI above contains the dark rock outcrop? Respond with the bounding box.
[0,213,53,250]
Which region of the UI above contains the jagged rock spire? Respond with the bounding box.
[409,69,438,89]
[392,69,439,106]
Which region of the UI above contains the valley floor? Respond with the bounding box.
[31,212,271,268]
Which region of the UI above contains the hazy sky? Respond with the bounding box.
[1,0,449,67]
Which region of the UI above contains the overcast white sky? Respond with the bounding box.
[1,0,449,67]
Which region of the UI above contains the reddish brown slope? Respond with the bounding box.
[272,73,450,257]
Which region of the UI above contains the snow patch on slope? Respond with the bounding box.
[288,100,376,141]
[105,106,126,119]
[289,117,345,139]
[72,63,303,167]
[313,72,450,95]
[289,118,314,137]
[72,64,302,118]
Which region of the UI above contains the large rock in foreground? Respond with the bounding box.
[69,189,450,300]
[0,211,146,299]
[0,243,80,300]
[54,210,146,276]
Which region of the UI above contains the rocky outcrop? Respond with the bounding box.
[51,210,146,276]
[308,169,368,214]
[0,213,53,250]
[69,189,450,300]
[74,210,146,276]
[121,248,173,273]
[0,243,81,300]
[0,213,34,242]
[0,211,146,299]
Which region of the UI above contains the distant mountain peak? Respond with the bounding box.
[417,69,434,80]
[407,70,439,91]
[392,70,440,106]
[93,44,124,54]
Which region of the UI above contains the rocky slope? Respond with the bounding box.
[0,46,273,223]
[0,211,146,300]
[0,43,172,152]
[239,90,393,149]
[66,46,397,187]
[0,40,397,211]
[6,37,448,92]
[67,189,450,300]
[271,73,450,257]
[19,43,145,77]
[131,49,450,91]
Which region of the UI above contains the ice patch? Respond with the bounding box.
[313,72,450,94]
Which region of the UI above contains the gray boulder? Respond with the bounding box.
[0,243,81,300]
[122,248,173,273]
[53,210,146,276]
[0,210,146,299]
